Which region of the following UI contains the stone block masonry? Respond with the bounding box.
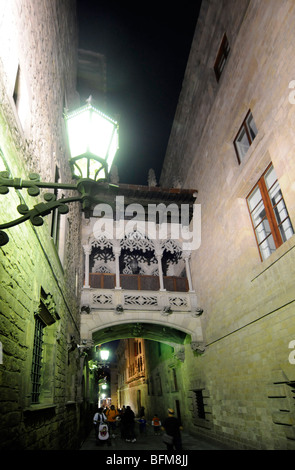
[0,0,85,450]
[161,0,295,449]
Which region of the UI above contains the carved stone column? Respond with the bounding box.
[83,244,92,288]
[113,242,121,289]
[183,251,194,292]
[155,245,165,291]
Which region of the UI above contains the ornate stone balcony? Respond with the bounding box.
[81,279,198,314]
[81,228,198,315]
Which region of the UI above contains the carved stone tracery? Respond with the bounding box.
[83,229,192,292]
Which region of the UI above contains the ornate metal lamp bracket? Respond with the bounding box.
[0,171,82,246]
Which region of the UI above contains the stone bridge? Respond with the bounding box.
[80,287,205,352]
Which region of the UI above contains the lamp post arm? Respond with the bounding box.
[0,194,83,246]
[0,170,117,246]
[0,171,78,195]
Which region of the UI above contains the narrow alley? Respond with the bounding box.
[2,0,295,453]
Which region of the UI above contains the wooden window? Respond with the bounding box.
[234,110,258,163]
[247,164,294,261]
[214,33,230,82]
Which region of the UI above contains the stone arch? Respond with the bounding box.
[91,321,190,348]
[80,309,204,350]
[88,233,114,249]
[121,229,156,252]
[86,234,115,275]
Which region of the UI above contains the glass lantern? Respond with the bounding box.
[66,103,119,181]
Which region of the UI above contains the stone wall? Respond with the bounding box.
[144,340,186,423]
[0,0,85,450]
[161,0,295,449]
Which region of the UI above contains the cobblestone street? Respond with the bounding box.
[80,426,235,451]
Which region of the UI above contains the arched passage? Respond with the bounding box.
[91,322,190,348]
[80,308,205,352]
[83,320,198,420]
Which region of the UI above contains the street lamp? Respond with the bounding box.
[0,100,119,246]
[99,348,110,362]
[66,102,119,181]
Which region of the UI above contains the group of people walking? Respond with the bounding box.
[93,405,183,451]
[93,404,137,445]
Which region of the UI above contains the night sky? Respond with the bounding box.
[76,1,202,186]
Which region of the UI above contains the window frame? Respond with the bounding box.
[31,316,46,404]
[234,110,258,164]
[193,389,206,420]
[247,163,294,261]
[30,290,60,406]
[214,33,230,82]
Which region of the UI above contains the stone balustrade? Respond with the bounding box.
[81,286,198,313]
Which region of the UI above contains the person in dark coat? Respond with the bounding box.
[121,405,136,442]
[161,408,183,451]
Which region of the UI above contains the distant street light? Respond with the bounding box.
[100,349,110,361]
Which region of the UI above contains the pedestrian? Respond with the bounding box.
[161,408,183,451]
[152,414,161,435]
[121,405,136,442]
[138,415,147,434]
[106,404,119,437]
[93,407,111,447]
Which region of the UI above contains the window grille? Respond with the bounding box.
[31,316,45,404]
[193,389,205,419]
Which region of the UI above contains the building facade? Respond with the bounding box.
[0,0,85,449]
[116,336,196,430]
[116,338,147,414]
[160,0,295,450]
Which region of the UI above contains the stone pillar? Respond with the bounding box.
[183,251,194,292]
[155,248,165,291]
[113,243,121,289]
[83,245,91,288]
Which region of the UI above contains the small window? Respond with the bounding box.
[13,65,30,131]
[234,110,258,163]
[214,33,230,82]
[193,389,205,420]
[172,368,178,391]
[247,164,294,261]
[30,290,59,405]
[31,316,45,404]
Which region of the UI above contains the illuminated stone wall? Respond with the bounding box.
[0,0,85,450]
[143,340,185,423]
[161,0,295,449]
[116,338,148,415]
